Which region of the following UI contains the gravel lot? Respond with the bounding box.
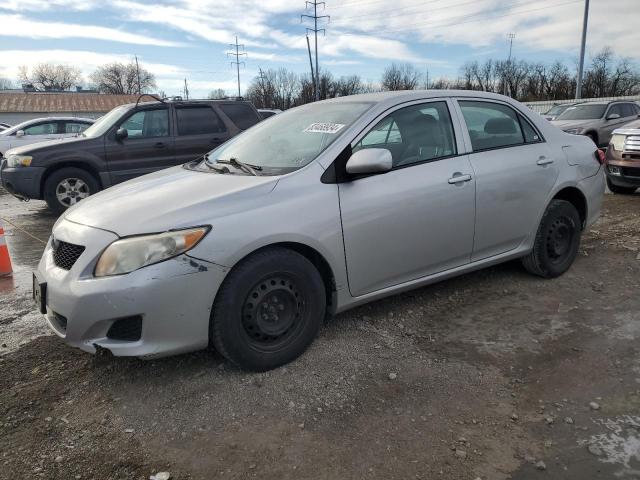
[1,187,639,480]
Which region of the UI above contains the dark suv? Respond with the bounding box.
[0,96,261,213]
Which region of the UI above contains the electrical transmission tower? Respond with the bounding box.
[504,33,516,96]
[301,1,329,101]
[183,78,189,100]
[258,67,267,107]
[227,36,246,98]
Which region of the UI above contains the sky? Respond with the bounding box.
[0,0,638,98]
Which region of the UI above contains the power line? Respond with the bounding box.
[227,35,246,98]
[302,1,330,101]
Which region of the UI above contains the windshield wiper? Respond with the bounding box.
[216,158,262,176]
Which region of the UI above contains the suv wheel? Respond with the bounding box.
[43,167,100,215]
[522,199,582,278]
[607,177,637,195]
[211,247,326,371]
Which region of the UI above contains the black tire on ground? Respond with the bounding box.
[43,167,100,215]
[607,177,637,195]
[211,247,326,371]
[522,199,582,279]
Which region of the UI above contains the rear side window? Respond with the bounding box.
[176,106,226,135]
[458,101,525,151]
[519,114,541,143]
[219,103,260,130]
[621,103,636,118]
[65,122,91,134]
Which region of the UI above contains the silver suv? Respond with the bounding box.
[34,91,605,371]
[551,101,640,147]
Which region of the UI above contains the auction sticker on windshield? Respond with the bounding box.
[304,123,346,134]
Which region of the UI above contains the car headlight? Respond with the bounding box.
[6,154,32,167]
[610,134,626,151]
[563,128,582,135]
[94,227,210,277]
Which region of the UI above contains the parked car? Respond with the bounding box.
[551,101,640,147]
[0,97,261,213]
[605,119,640,194]
[543,103,575,121]
[0,122,11,131]
[0,117,94,155]
[33,91,604,371]
[258,108,282,119]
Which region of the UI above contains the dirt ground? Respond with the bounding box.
[1,187,639,480]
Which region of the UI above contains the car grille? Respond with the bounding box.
[621,166,640,178]
[106,316,143,341]
[53,240,85,270]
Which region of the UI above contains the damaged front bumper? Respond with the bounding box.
[35,219,228,358]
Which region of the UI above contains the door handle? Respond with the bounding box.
[448,173,472,184]
[537,156,553,166]
[154,142,166,149]
[210,137,222,143]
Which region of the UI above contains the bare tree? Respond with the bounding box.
[208,88,228,99]
[90,62,156,94]
[381,63,422,91]
[0,76,13,90]
[19,63,83,91]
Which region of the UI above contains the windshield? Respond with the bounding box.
[556,104,606,120]
[194,101,373,175]
[546,105,569,116]
[81,105,130,138]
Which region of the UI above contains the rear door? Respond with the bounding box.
[454,99,559,261]
[104,105,176,184]
[173,104,230,164]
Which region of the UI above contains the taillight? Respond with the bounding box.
[595,149,606,165]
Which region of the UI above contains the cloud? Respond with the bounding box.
[0,14,183,47]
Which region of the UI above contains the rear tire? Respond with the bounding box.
[607,177,637,195]
[522,199,582,278]
[211,247,326,371]
[43,167,99,215]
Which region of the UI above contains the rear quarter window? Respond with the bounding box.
[219,104,260,130]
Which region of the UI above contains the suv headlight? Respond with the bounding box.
[95,227,210,277]
[6,154,32,167]
[610,134,625,151]
[564,128,583,135]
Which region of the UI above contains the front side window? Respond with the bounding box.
[218,104,260,130]
[607,104,624,118]
[458,101,525,151]
[23,122,58,135]
[65,122,91,134]
[120,108,169,138]
[353,101,456,168]
[176,106,226,135]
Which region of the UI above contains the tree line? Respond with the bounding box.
[246,47,639,109]
[2,61,157,94]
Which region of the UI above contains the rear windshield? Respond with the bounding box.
[219,103,260,130]
[556,104,606,120]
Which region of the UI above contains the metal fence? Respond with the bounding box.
[524,95,640,114]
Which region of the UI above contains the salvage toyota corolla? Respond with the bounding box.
[34,91,605,371]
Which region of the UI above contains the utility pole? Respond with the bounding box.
[503,33,515,96]
[575,0,590,99]
[302,1,329,101]
[305,35,315,97]
[227,36,246,98]
[183,78,189,100]
[134,55,141,94]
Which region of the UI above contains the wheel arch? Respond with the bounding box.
[552,186,588,229]
[40,160,103,198]
[584,130,599,146]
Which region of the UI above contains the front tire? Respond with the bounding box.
[522,199,582,278]
[607,177,637,195]
[211,247,326,371]
[43,167,99,215]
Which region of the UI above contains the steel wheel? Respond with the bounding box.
[55,178,90,207]
[545,217,575,264]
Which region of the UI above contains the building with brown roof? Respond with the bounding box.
[0,91,142,125]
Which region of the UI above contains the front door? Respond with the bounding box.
[338,100,476,297]
[455,99,559,261]
[104,105,175,184]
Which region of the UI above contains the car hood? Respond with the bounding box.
[65,165,279,236]
[4,136,90,156]
[549,119,596,130]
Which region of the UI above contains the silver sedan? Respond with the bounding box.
[34,90,605,371]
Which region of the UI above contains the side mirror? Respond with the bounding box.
[606,113,621,121]
[346,148,393,175]
[115,127,128,140]
[15,130,24,137]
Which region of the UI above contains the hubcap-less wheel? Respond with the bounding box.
[242,275,305,349]
[56,178,90,207]
[546,217,574,264]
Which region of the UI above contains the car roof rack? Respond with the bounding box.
[135,93,165,108]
